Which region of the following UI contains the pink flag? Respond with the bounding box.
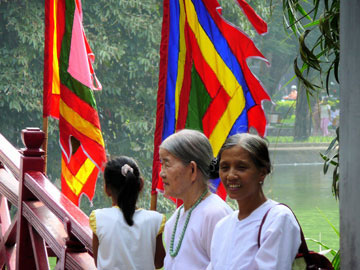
[67,0,102,90]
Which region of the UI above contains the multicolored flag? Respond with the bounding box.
[152,0,270,203]
[43,0,106,205]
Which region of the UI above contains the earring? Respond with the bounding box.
[259,181,263,185]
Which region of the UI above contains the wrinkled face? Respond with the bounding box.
[159,148,192,199]
[219,145,266,202]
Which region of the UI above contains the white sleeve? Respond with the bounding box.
[253,208,301,270]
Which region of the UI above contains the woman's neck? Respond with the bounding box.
[236,191,267,220]
[182,184,209,211]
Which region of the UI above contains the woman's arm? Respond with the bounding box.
[254,209,301,270]
[154,233,165,269]
[92,233,99,267]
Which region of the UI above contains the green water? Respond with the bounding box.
[265,164,339,254]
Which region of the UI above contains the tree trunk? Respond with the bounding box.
[294,83,311,141]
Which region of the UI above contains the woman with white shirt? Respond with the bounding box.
[208,133,301,270]
[159,129,233,270]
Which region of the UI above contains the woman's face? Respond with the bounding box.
[159,148,193,199]
[219,145,266,202]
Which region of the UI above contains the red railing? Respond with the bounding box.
[0,128,96,270]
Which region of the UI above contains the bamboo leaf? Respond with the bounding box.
[299,30,321,71]
[295,3,312,21]
[304,19,320,28]
[294,58,316,91]
[316,207,340,236]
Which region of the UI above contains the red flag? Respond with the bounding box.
[43,0,106,205]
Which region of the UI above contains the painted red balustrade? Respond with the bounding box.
[0,128,96,270]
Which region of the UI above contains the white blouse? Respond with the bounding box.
[90,207,165,270]
[208,199,301,270]
[164,194,233,270]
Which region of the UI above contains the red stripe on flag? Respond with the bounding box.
[187,24,231,137]
[216,181,227,200]
[43,0,66,118]
[152,0,170,195]
[43,0,54,117]
[176,21,193,131]
[202,88,230,138]
[59,115,106,170]
[188,25,221,99]
[60,85,102,129]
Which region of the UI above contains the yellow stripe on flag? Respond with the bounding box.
[175,0,187,124]
[185,0,245,98]
[209,90,244,155]
[52,0,60,96]
[59,99,105,147]
[62,156,96,196]
[185,0,245,155]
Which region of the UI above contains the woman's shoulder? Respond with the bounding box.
[136,209,165,220]
[92,206,117,216]
[267,202,295,217]
[201,194,233,213]
[214,210,238,229]
[265,201,299,228]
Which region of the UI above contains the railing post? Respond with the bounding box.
[16,128,45,270]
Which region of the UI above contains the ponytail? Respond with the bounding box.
[117,168,140,226]
[104,156,141,226]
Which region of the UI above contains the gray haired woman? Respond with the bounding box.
[159,129,233,270]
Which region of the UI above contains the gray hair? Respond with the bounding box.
[218,133,271,175]
[160,129,213,180]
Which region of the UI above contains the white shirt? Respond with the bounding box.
[90,207,165,270]
[164,194,233,270]
[208,199,301,270]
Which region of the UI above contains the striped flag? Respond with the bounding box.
[43,0,106,205]
[152,0,270,201]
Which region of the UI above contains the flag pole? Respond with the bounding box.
[42,116,49,174]
[150,192,157,211]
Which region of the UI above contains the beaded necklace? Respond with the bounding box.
[169,189,208,257]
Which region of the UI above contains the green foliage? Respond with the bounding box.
[320,127,339,199]
[305,208,340,269]
[266,136,334,143]
[282,0,340,200]
[282,0,339,95]
[274,100,296,119]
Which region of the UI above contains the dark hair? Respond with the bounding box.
[211,133,271,178]
[104,156,141,226]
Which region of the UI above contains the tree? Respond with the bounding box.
[282,0,339,196]
[282,1,340,267]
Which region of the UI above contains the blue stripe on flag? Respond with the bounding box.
[163,0,181,140]
[191,0,249,93]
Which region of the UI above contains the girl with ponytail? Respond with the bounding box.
[90,156,166,270]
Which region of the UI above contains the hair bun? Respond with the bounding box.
[209,157,219,179]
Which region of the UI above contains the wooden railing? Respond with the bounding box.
[0,128,96,270]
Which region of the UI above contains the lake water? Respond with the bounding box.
[264,164,339,253]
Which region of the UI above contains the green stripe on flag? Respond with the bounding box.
[59,0,97,109]
[185,66,211,131]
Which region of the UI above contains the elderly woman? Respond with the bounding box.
[208,133,301,270]
[159,129,233,270]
